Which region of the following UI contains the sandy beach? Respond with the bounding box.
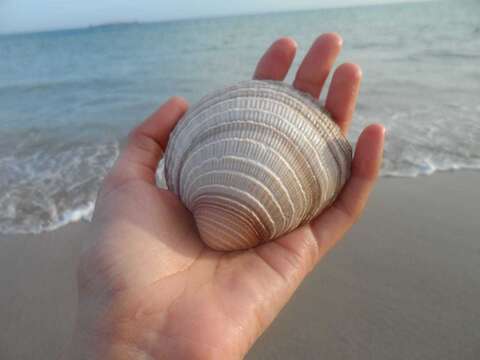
[1,171,479,360]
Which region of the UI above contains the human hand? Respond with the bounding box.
[65,33,385,359]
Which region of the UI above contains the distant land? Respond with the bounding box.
[87,21,141,29]
[0,0,436,36]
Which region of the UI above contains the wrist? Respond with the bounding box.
[62,296,117,360]
[64,305,239,360]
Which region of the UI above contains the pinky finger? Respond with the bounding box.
[309,124,385,250]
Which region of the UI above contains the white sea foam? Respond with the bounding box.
[0,136,120,234]
[3,201,96,234]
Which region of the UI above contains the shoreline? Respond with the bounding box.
[1,171,479,359]
[4,167,480,237]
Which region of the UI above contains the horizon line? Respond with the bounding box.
[0,0,436,37]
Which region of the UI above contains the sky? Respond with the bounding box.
[0,0,428,34]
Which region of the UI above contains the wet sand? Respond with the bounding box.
[1,171,479,359]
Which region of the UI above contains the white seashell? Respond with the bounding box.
[164,80,352,251]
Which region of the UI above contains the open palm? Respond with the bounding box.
[71,34,384,360]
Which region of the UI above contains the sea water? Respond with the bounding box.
[1,0,479,233]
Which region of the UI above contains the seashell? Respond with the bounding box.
[164,80,352,251]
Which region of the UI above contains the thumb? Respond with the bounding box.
[101,97,188,197]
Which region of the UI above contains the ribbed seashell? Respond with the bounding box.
[164,80,352,251]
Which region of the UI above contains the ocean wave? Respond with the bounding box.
[381,159,480,178]
[3,156,479,235]
[1,201,96,235]
[0,137,119,234]
[364,102,480,178]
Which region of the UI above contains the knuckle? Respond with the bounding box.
[293,78,320,96]
[336,198,360,225]
[128,129,161,154]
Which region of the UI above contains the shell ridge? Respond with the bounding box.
[197,212,253,247]
[174,105,325,214]
[194,214,251,250]
[189,184,277,237]
[183,169,287,233]
[195,200,262,240]
[183,155,297,228]
[172,91,336,205]
[194,194,268,238]
[177,137,309,221]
